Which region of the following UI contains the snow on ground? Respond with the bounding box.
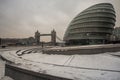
[22,53,70,65]
[69,53,120,71]
[109,52,120,56]
[1,50,120,80]
[21,52,120,71]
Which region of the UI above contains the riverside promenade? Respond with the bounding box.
[1,44,120,80]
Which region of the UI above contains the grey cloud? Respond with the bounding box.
[0,0,119,41]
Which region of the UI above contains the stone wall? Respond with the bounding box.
[43,44,120,55]
[0,61,5,79]
[5,64,71,80]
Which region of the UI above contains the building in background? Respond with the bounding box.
[0,37,35,46]
[110,27,120,43]
[113,27,120,40]
[64,3,116,45]
[0,30,57,46]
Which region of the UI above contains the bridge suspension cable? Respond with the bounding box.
[56,35,63,42]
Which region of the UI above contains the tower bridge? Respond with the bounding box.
[35,29,56,45]
[40,34,51,36]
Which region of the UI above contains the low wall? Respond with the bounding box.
[5,64,71,80]
[43,44,120,54]
[0,60,5,79]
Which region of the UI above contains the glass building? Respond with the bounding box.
[64,3,116,45]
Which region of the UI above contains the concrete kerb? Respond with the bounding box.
[43,44,120,55]
[5,63,72,80]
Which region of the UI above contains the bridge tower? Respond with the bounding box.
[35,30,40,45]
[51,29,56,45]
[0,38,1,45]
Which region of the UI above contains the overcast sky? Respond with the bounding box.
[0,0,120,41]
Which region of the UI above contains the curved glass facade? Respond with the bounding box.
[64,3,116,45]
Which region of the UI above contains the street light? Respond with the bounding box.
[86,33,90,45]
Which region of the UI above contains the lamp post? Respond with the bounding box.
[86,33,90,45]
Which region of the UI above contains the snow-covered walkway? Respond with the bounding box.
[1,49,120,80]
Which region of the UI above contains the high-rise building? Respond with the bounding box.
[64,3,116,45]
